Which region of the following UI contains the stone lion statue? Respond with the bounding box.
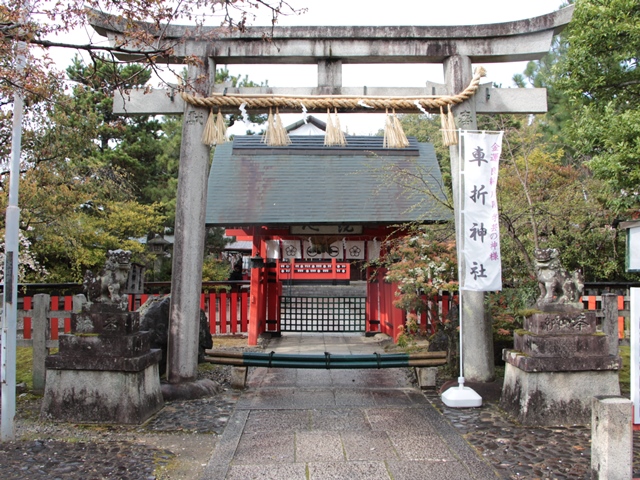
[84,249,132,308]
[533,248,584,310]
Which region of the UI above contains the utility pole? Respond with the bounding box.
[1,36,27,441]
[2,0,30,441]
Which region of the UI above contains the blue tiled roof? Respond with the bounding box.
[205,135,451,226]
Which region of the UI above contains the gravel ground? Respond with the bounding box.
[1,359,239,480]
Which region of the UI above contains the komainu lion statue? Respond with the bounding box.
[84,249,132,308]
[533,248,584,310]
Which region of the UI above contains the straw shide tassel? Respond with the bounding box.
[263,107,291,146]
[202,109,227,146]
[274,108,291,146]
[383,108,409,149]
[446,104,458,145]
[324,108,346,146]
[440,105,458,147]
[262,108,275,144]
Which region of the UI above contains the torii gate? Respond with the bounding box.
[89,6,573,389]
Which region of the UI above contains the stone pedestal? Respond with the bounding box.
[591,396,632,479]
[501,310,621,426]
[41,303,164,424]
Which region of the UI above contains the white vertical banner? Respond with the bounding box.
[460,131,503,291]
[265,240,280,259]
[367,240,380,261]
[302,240,344,259]
[326,241,344,260]
[631,287,640,424]
[345,240,365,259]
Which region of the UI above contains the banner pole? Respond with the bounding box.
[442,129,482,408]
[458,129,465,382]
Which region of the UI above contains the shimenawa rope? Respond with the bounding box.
[193,67,486,146]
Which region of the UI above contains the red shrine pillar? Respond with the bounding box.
[248,233,267,345]
[365,267,381,334]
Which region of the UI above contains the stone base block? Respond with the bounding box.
[231,367,248,389]
[46,348,162,372]
[591,396,633,479]
[161,379,220,401]
[58,332,152,357]
[525,310,596,335]
[514,331,609,358]
[415,367,438,389]
[72,307,140,335]
[41,364,163,424]
[500,363,620,426]
[503,349,621,372]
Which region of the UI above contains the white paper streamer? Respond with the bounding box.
[239,102,250,125]
[301,103,308,123]
[414,100,429,116]
[358,100,373,109]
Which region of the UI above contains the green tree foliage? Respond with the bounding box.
[202,256,232,283]
[0,56,167,282]
[374,225,458,316]
[66,56,169,205]
[555,0,640,214]
[496,119,624,283]
[512,38,575,152]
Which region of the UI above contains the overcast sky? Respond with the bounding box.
[219,0,567,134]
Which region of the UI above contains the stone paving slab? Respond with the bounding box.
[296,432,345,462]
[341,431,399,461]
[307,461,391,479]
[311,408,372,431]
[202,333,500,479]
[11,334,640,478]
[226,463,308,480]
[387,459,477,480]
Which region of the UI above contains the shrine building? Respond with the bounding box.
[205,134,451,345]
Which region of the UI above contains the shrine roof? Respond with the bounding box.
[205,135,451,227]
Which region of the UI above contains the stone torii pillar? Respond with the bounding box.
[89,6,573,388]
[445,55,492,381]
[166,60,213,385]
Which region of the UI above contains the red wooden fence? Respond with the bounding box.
[582,295,629,339]
[17,291,251,341]
[15,293,631,342]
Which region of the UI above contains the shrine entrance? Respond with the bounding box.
[206,135,450,342]
[279,293,366,333]
[89,5,573,379]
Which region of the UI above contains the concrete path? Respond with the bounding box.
[202,334,499,479]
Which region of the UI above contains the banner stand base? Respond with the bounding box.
[441,377,482,408]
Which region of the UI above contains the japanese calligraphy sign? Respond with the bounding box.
[290,225,363,235]
[460,131,503,291]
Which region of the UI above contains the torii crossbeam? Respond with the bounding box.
[89,5,573,390]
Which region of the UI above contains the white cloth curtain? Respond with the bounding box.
[345,240,365,260]
[265,240,280,259]
[281,240,302,259]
